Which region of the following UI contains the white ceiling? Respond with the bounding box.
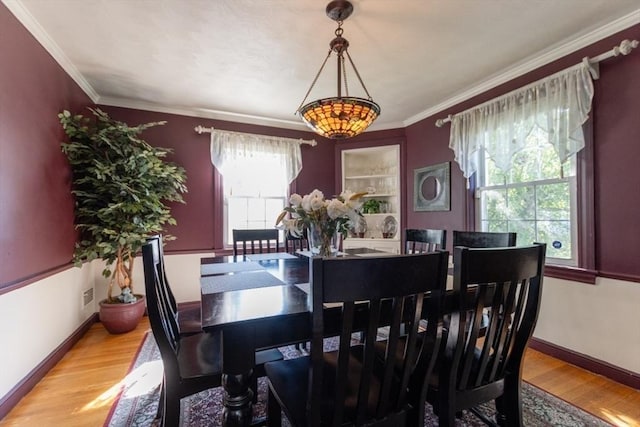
[5,0,640,131]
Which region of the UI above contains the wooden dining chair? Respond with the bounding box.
[284,229,309,253]
[142,240,283,425]
[427,243,546,426]
[264,252,449,427]
[233,228,280,256]
[452,230,517,248]
[147,235,201,335]
[404,228,447,254]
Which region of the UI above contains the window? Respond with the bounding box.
[222,156,288,247]
[476,127,578,265]
[208,128,306,249]
[448,63,595,273]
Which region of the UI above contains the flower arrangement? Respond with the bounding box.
[276,189,366,256]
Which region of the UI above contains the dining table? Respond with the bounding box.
[199,248,455,427]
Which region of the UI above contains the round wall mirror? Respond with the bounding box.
[421,176,441,201]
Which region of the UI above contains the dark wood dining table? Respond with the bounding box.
[200,253,315,426]
[199,249,453,427]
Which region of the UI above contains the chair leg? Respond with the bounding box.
[163,392,181,427]
[156,378,166,421]
[495,375,523,426]
[267,386,282,427]
[252,375,259,404]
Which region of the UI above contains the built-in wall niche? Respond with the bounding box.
[341,145,401,253]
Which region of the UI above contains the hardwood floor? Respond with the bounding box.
[1,318,639,426]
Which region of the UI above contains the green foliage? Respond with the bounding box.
[59,108,188,297]
[362,199,380,214]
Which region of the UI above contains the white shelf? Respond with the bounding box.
[342,144,401,254]
[345,174,396,179]
[362,193,395,198]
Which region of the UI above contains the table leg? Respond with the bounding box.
[221,326,256,427]
[222,371,254,426]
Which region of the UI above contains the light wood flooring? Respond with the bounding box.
[1,318,639,426]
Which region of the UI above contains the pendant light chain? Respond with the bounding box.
[296,49,333,113]
[345,51,373,101]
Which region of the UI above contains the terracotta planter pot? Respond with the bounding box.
[99,295,146,334]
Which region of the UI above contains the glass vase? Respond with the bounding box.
[308,223,339,257]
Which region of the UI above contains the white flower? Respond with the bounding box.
[289,193,303,207]
[310,195,325,211]
[327,199,349,219]
[309,189,324,200]
[301,194,313,211]
[280,218,304,237]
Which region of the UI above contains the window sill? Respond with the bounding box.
[544,264,597,284]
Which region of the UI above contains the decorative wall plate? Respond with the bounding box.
[414,162,451,211]
[381,216,397,238]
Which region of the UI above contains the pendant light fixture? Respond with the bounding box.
[296,0,380,139]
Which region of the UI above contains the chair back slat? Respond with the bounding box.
[404,228,446,253]
[232,228,280,256]
[443,244,546,409]
[285,229,310,253]
[142,242,181,376]
[308,252,449,426]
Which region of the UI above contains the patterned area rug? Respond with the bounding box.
[105,332,612,426]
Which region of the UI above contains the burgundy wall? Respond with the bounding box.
[0,4,92,289]
[2,0,639,290]
[99,106,335,251]
[404,24,640,278]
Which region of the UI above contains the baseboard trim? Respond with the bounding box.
[0,313,99,420]
[529,337,640,390]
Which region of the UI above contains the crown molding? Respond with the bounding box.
[404,8,640,127]
[3,0,99,102]
[97,97,311,131]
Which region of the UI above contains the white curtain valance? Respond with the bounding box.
[210,129,304,184]
[449,62,594,181]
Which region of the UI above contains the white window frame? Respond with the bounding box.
[223,192,287,248]
[476,172,578,266]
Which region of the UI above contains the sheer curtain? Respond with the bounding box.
[209,129,304,185]
[449,62,594,183]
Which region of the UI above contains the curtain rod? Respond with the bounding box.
[435,38,639,128]
[194,125,317,146]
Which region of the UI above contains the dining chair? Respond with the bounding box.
[233,228,280,256]
[284,229,309,253]
[142,240,284,426]
[452,230,516,248]
[147,235,201,335]
[264,252,449,427]
[427,243,546,426]
[404,228,447,254]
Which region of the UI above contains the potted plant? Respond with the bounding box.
[59,108,188,333]
[362,199,381,214]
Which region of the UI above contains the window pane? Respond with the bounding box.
[507,220,536,246]
[228,198,247,227]
[538,220,572,259]
[536,182,570,220]
[265,199,285,226]
[482,220,508,232]
[247,198,266,221]
[507,186,535,220]
[480,189,508,221]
